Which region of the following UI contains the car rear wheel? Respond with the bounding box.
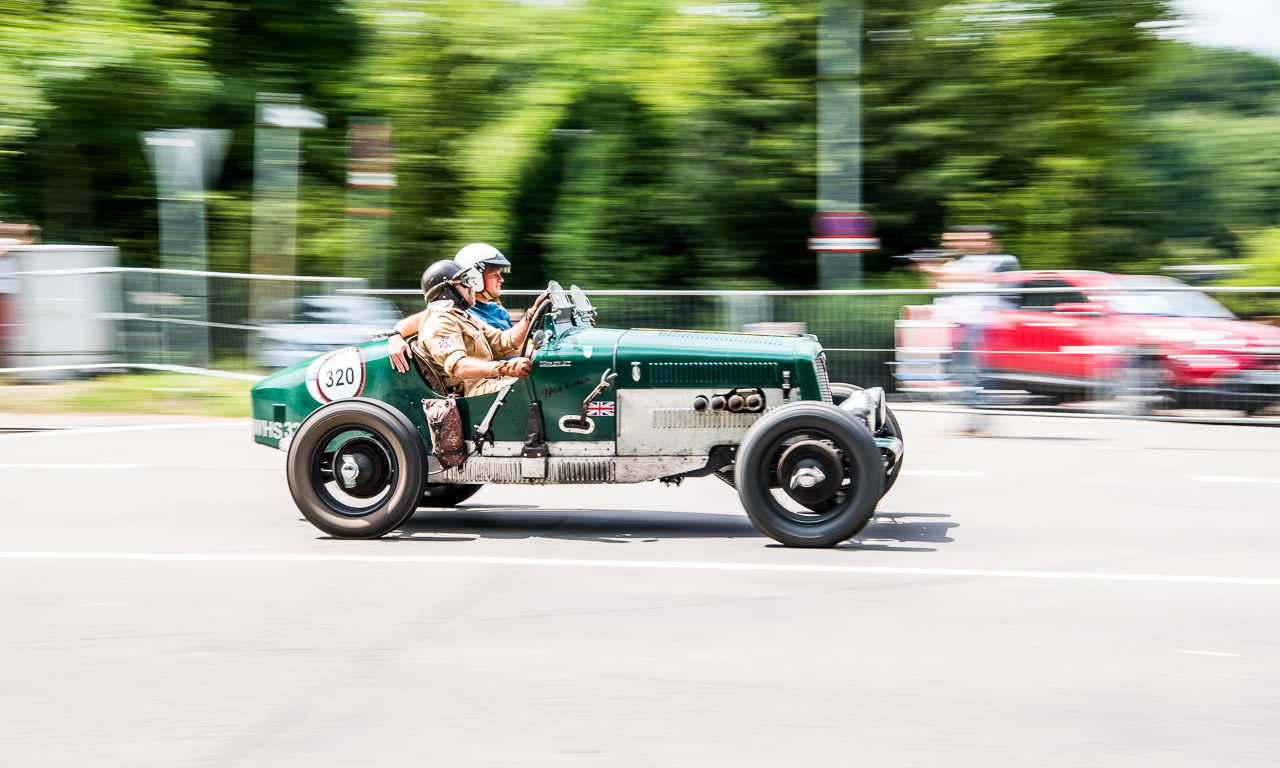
[830,382,905,496]
[735,403,883,548]
[286,399,425,539]
[420,483,483,507]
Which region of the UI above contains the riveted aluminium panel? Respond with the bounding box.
[616,388,785,456]
[434,455,706,484]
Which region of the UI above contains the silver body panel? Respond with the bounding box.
[616,388,784,456]
[433,454,707,485]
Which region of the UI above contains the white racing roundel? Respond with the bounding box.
[305,347,366,404]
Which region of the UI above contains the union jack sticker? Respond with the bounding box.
[586,401,615,417]
[436,336,459,352]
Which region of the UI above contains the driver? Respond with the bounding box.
[454,243,515,331]
[387,260,548,397]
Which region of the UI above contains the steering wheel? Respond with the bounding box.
[519,291,554,358]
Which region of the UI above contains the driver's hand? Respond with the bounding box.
[499,357,533,379]
[388,334,411,373]
[531,288,551,312]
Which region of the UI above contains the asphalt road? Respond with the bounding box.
[1,408,1277,767]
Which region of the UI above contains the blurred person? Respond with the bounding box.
[926,225,1019,435]
[0,224,39,368]
[921,225,1019,289]
[386,259,548,396]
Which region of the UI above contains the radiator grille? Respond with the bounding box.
[815,352,833,403]
[647,361,779,387]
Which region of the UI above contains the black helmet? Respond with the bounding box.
[421,259,476,308]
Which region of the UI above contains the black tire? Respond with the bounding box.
[286,398,426,539]
[420,483,483,508]
[880,406,905,495]
[829,382,905,496]
[736,402,883,548]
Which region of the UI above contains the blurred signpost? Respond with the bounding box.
[815,1,878,288]
[345,119,395,287]
[251,93,325,321]
[140,128,229,367]
[809,211,878,253]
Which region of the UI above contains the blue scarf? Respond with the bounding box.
[468,299,512,331]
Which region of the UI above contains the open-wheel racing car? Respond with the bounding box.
[250,283,905,547]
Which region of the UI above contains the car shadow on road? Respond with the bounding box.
[382,505,957,550]
[836,513,959,552]
[391,506,760,543]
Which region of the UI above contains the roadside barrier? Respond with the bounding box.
[354,284,1280,424]
[3,266,1277,424]
[0,363,263,382]
[4,267,362,376]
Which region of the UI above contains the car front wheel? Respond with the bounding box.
[735,403,883,548]
[830,382,905,496]
[286,399,426,539]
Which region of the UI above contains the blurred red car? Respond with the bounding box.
[965,271,1280,413]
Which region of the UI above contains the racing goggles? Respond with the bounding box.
[449,267,485,292]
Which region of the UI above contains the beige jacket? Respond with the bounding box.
[415,307,521,397]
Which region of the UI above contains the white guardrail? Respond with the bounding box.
[1,267,1277,423]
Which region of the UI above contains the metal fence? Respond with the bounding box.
[5,267,363,375]
[355,284,1280,424]
[113,268,365,371]
[4,267,1278,424]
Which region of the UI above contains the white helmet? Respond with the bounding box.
[454,243,510,298]
[455,243,511,274]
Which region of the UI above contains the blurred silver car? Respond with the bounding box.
[254,295,403,370]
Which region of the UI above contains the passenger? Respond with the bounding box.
[386,259,548,397]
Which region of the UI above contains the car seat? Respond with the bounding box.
[406,335,454,397]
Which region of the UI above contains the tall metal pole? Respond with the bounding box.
[813,1,876,288]
[345,119,395,287]
[250,93,324,321]
[141,128,228,367]
[819,1,860,213]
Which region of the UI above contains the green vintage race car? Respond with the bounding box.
[251,283,904,547]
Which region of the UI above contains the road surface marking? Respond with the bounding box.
[0,422,245,441]
[1177,650,1243,657]
[0,551,1277,586]
[0,463,147,469]
[1191,476,1280,484]
[900,470,985,477]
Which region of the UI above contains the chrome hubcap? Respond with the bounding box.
[790,465,826,490]
[339,455,361,488]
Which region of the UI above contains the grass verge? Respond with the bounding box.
[0,372,254,418]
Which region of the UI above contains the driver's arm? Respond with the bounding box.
[389,288,548,374]
[509,288,551,348]
[452,356,532,380]
[428,317,534,381]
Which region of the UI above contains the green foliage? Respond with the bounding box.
[3,0,1280,289]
